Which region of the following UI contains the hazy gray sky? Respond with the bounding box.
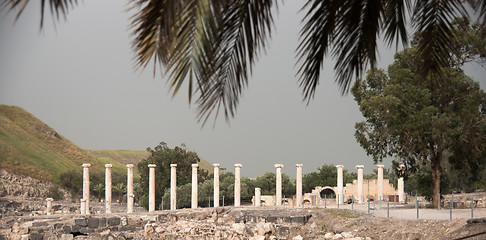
[1,1,485,177]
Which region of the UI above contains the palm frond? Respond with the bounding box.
[298,0,393,100]
[1,0,78,27]
[195,0,275,124]
[412,0,467,80]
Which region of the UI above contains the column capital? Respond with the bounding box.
[170,164,177,168]
[255,187,261,191]
[377,164,385,169]
[82,163,91,168]
[336,165,343,169]
[192,163,199,168]
[356,165,364,169]
[148,164,157,168]
[105,164,113,168]
[274,164,283,168]
[234,164,242,168]
[213,163,221,167]
[126,164,134,169]
[296,164,303,168]
[46,198,53,201]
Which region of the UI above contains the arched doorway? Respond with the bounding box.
[320,188,336,198]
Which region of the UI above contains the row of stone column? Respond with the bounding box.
[80,163,135,215]
[337,164,405,204]
[147,163,244,212]
[146,163,306,210]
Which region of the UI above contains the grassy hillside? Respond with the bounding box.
[0,105,127,183]
[86,150,149,166]
[0,105,213,185]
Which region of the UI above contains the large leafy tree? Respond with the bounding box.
[137,142,208,209]
[2,0,485,124]
[302,164,356,194]
[352,47,486,207]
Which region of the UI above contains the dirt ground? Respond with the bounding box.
[1,197,486,239]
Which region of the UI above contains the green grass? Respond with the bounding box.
[0,105,127,183]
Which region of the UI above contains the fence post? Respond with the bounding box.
[313,195,316,207]
[373,194,376,209]
[471,197,474,219]
[367,195,370,215]
[209,197,211,208]
[394,194,396,209]
[387,198,390,218]
[324,195,327,208]
[416,193,419,219]
[438,192,441,210]
[161,198,164,210]
[351,195,354,210]
[450,193,453,220]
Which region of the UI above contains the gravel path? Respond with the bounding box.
[305,202,486,220]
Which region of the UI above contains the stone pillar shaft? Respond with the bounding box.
[255,188,261,207]
[275,164,283,206]
[126,164,134,213]
[213,163,220,207]
[148,164,156,212]
[336,165,344,204]
[377,165,385,200]
[234,164,242,207]
[82,163,91,214]
[46,198,53,215]
[356,165,364,203]
[192,164,198,209]
[296,164,303,207]
[105,164,112,213]
[170,164,177,210]
[80,199,86,215]
[398,164,405,203]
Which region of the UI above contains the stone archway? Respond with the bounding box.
[319,187,336,199]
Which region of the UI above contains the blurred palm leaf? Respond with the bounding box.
[3,0,486,124]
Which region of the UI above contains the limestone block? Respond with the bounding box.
[29,233,43,240]
[60,234,74,240]
[107,217,121,226]
[87,218,99,228]
[324,232,334,239]
[332,233,343,239]
[232,223,245,234]
[341,231,353,238]
[74,218,88,227]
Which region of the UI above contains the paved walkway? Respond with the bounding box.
[306,202,486,220]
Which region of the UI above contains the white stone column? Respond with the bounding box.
[170,164,177,210]
[255,188,261,207]
[80,199,86,215]
[275,164,283,206]
[377,164,384,201]
[356,165,364,203]
[336,165,344,204]
[213,163,220,207]
[105,164,113,213]
[296,164,303,207]
[126,164,134,213]
[398,164,405,203]
[46,198,53,215]
[82,163,91,214]
[192,164,198,209]
[148,164,156,212]
[234,164,242,207]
